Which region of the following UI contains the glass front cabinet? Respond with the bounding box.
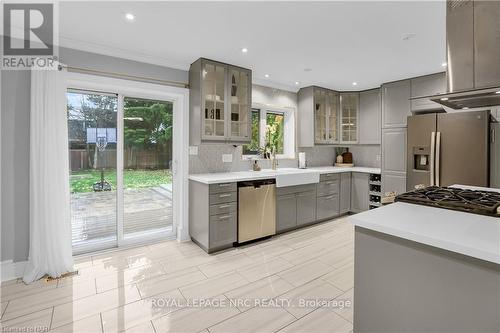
[340,92,359,144]
[189,58,252,144]
[298,86,357,146]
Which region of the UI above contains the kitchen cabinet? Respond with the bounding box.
[316,173,340,220]
[359,89,381,144]
[351,172,369,213]
[317,194,340,220]
[382,171,407,196]
[296,190,317,226]
[277,194,297,232]
[189,58,251,145]
[189,181,238,253]
[410,73,446,112]
[277,184,317,232]
[340,172,351,214]
[298,86,339,146]
[340,93,359,143]
[382,80,411,128]
[382,128,407,173]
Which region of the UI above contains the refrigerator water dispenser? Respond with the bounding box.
[412,146,430,171]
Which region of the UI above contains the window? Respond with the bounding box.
[243,107,294,158]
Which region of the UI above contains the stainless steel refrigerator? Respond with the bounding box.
[407,111,490,191]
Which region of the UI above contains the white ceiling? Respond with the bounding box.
[58,1,446,91]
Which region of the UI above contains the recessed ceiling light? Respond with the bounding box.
[295,81,300,85]
[442,62,448,67]
[241,48,248,53]
[352,82,358,86]
[462,107,469,110]
[264,74,269,78]
[125,13,135,21]
[440,97,449,101]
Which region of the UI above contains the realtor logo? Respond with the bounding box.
[2,2,58,69]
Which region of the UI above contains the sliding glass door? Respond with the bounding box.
[67,90,118,251]
[123,97,174,239]
[67,91,175,253]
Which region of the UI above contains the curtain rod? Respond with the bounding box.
[58,64,189,89]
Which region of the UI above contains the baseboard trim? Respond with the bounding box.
[1,260,27,283]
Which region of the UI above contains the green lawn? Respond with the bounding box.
[70,169,172,193]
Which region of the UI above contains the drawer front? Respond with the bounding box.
[209,201,237,216]
[209,182,237,194]
[277,184,316,196]
[209,191,237,205]
[316,194,340,220]
[320,173,341,182]
[209,213,237,248]
[317,180,340,196]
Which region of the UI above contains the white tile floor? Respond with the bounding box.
[0,217,355,333]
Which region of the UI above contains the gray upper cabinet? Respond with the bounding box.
[410,73,446,112]
[340,93,359,144]
[189,58,251,145]
[350,172,369,213]
[359,89,381,144]
[382,80,411,128]
[298,86,339,146]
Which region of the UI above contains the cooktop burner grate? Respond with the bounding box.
[395,186,500,217]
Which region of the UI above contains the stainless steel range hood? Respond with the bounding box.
[430,0,500,109]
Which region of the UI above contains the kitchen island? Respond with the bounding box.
[350,199,500,332]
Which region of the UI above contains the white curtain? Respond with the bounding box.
[23,65,74,283]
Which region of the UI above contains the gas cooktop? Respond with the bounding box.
[395,186,500,217]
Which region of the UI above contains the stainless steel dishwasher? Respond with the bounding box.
[238,179,276,243]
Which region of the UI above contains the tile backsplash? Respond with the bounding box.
[189,144,381,174]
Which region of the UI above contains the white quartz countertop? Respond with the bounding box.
[188,166,381,184]
[349,201,500,265]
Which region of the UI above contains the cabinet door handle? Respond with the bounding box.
[324,195,336,200]
[219,194,232,198]
[325,181,336,185]
[218,204,231,209]
[218,183,233,187]
[218,215,231,220]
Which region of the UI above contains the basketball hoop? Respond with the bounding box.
[96,136,108,152]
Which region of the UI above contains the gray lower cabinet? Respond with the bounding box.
[277,194,298,232]
[351,172,369,213]
[340,172,351,214]
[277,184,316,232]
[296,190,317,226]
[189,180,237,253]
[209,213,237,249]
[316,194,340,220]
[316,174,340,221]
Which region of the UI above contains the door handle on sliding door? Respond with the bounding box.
[430,132,436,186]
[435,132,441,187]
